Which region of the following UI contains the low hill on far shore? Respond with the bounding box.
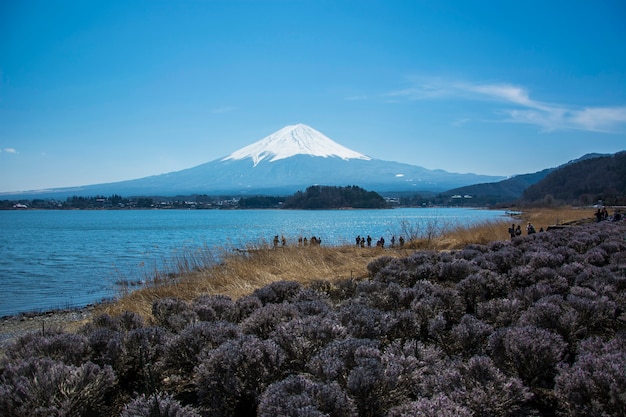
[521,151,626,205]
[440,152,625,206]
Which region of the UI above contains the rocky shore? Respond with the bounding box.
[0,306,95,351]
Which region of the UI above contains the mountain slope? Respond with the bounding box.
[443,169,554,202]
[61,155,499,197]
[521,151,626,204]
[1,124,506,198]
[442,152,614,203]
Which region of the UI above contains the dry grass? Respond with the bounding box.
[421,206,595,250]
[98,244,404,320]
[517,206,594,229]
[97,206,595,321]
[427,219,513,250]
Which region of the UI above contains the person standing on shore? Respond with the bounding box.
[508,224,516,239]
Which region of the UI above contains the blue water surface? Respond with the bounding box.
[0,208,507,316]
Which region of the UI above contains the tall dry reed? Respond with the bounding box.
[99,243,400,320]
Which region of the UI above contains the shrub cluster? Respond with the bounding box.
[1,221,625,416]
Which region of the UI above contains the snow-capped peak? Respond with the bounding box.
[222,124,371,166]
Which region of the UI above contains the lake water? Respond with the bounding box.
[0,208,507,317]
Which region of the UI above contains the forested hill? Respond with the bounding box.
[282,185,387,209]
[521,151,626,205]
[443,169,553,204]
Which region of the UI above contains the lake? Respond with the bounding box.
[0,208,507,317]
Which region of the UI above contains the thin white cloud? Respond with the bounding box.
[211,106,235,114]
[387,77,454,100]
[568,106,626,132]
[3,148,18,154]
[459,83,537,108]
[344,95,369,101]
[452,118,470,127]
[387,77,626,133]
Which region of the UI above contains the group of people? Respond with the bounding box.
[355,235,405,249]
[273,235,323,248]
[595,207,623,222]
[595,207,609,222]
[299,236,321,246]
[273,233,407,248]
[508,222,542,239]
[272,235,287,248]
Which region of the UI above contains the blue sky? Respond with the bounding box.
[1,0,625,193]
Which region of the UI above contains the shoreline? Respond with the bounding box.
[0,305,96,351]
[1,209,601,349]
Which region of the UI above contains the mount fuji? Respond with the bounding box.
[6,124,505,198]
[223,124,371,165]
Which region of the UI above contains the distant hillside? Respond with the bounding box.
[442,169,553,204]
[521,151,626,205]
[440,153,615,206]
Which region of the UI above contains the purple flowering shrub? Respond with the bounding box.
[120,393,201,417]
[0,357,115,417]
[449,314,494,357]
[257,374,357,417]
[457,270,510,313]
[585,246,610,266]
[449,355,532,416]
[387,394,473,417]
[566,286,618,336]
[488,326,566,388]
[292,297,332,316]
[327,276,360,300]
[437,258,479,282]
[306,338,380,384]
[269,314,347,372]
[163,321,241,375]
[555,336,626,417]
[161,321,241,400]
[152,298,197,333]
[344,345,410,415]
[194,334,285,417]
[476,297,525,327]
[84,321,169,396]
[366,255,395,277]
[483,245,523,273]
[339,302,393,339]
[240,302,299,339]
[233,294,263,322]
[524,249,566,269]
[415,355,532,417]
[251,280,302,305]
[192,294,237,322]
[2,327,91,366]
[115,327,169,395]
[1,221,624,416]
[372,251,442,286]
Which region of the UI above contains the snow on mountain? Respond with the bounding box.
[222,124,371,166]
